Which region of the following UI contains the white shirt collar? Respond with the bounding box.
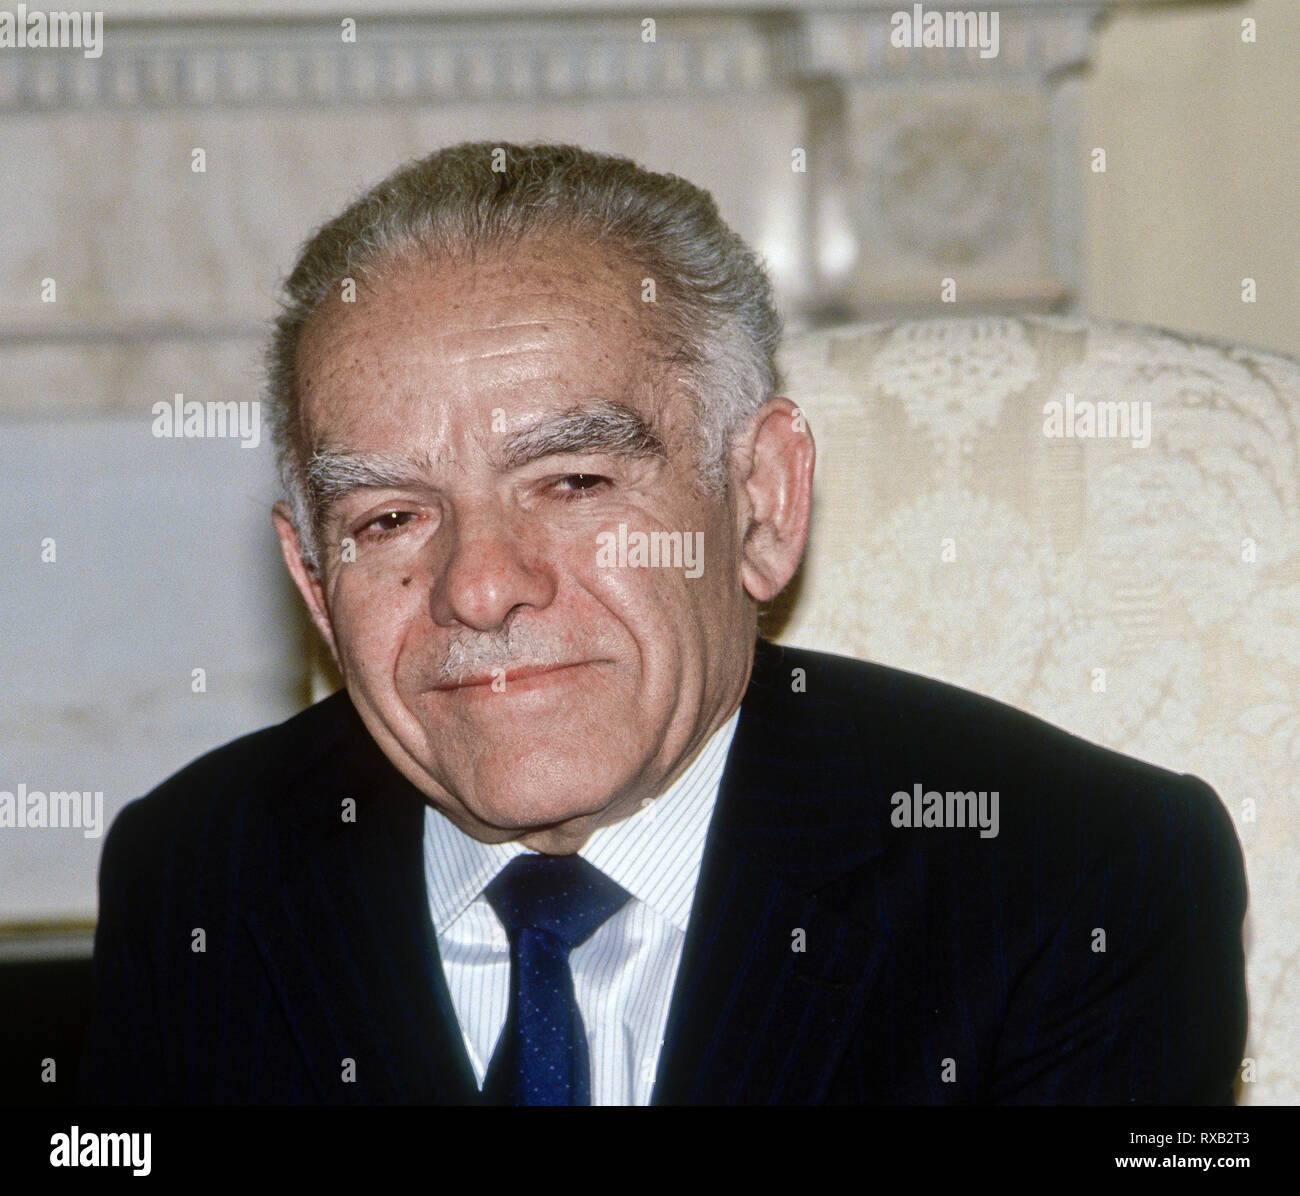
[423,706,742,936]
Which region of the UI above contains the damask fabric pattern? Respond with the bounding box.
[772,315,1300,1106]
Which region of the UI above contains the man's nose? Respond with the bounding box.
[429,501,557,631]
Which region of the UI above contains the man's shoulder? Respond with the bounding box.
[102,690,357,860]
[754,636,1116,763]
[749,639,1236,848]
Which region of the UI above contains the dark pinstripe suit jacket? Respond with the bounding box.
[79,637,1248,1104]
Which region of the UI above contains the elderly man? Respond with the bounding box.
[79,143,1246,1106]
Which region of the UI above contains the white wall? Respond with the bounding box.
[1082,0,1299,356]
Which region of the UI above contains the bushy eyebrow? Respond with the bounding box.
[305,401,667,517]
[306,448,437,515]
[494,401,667,470]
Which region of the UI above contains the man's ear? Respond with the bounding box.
[271,502,341,668]
[731,397,815,604]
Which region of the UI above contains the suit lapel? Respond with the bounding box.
[653,637,891,1104]
[243,698,478,1104]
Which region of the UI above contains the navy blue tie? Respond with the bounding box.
[481,853,631,1106]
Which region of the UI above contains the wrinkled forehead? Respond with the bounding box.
[292,232,692,457]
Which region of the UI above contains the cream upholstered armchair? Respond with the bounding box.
[767,315,1300,1106]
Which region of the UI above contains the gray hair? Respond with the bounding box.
[264,141,782,569]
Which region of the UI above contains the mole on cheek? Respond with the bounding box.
[401,576,412,587]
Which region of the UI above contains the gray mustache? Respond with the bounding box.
[433,624,571,687]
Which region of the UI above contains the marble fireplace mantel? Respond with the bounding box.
[0,0,1222,398]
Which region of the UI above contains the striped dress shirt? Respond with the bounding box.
[421,706,741,1106]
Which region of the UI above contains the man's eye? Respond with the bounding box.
[553,474,610,497]
[360,510,416,538]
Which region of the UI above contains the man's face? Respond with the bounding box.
[278,233,776,852]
